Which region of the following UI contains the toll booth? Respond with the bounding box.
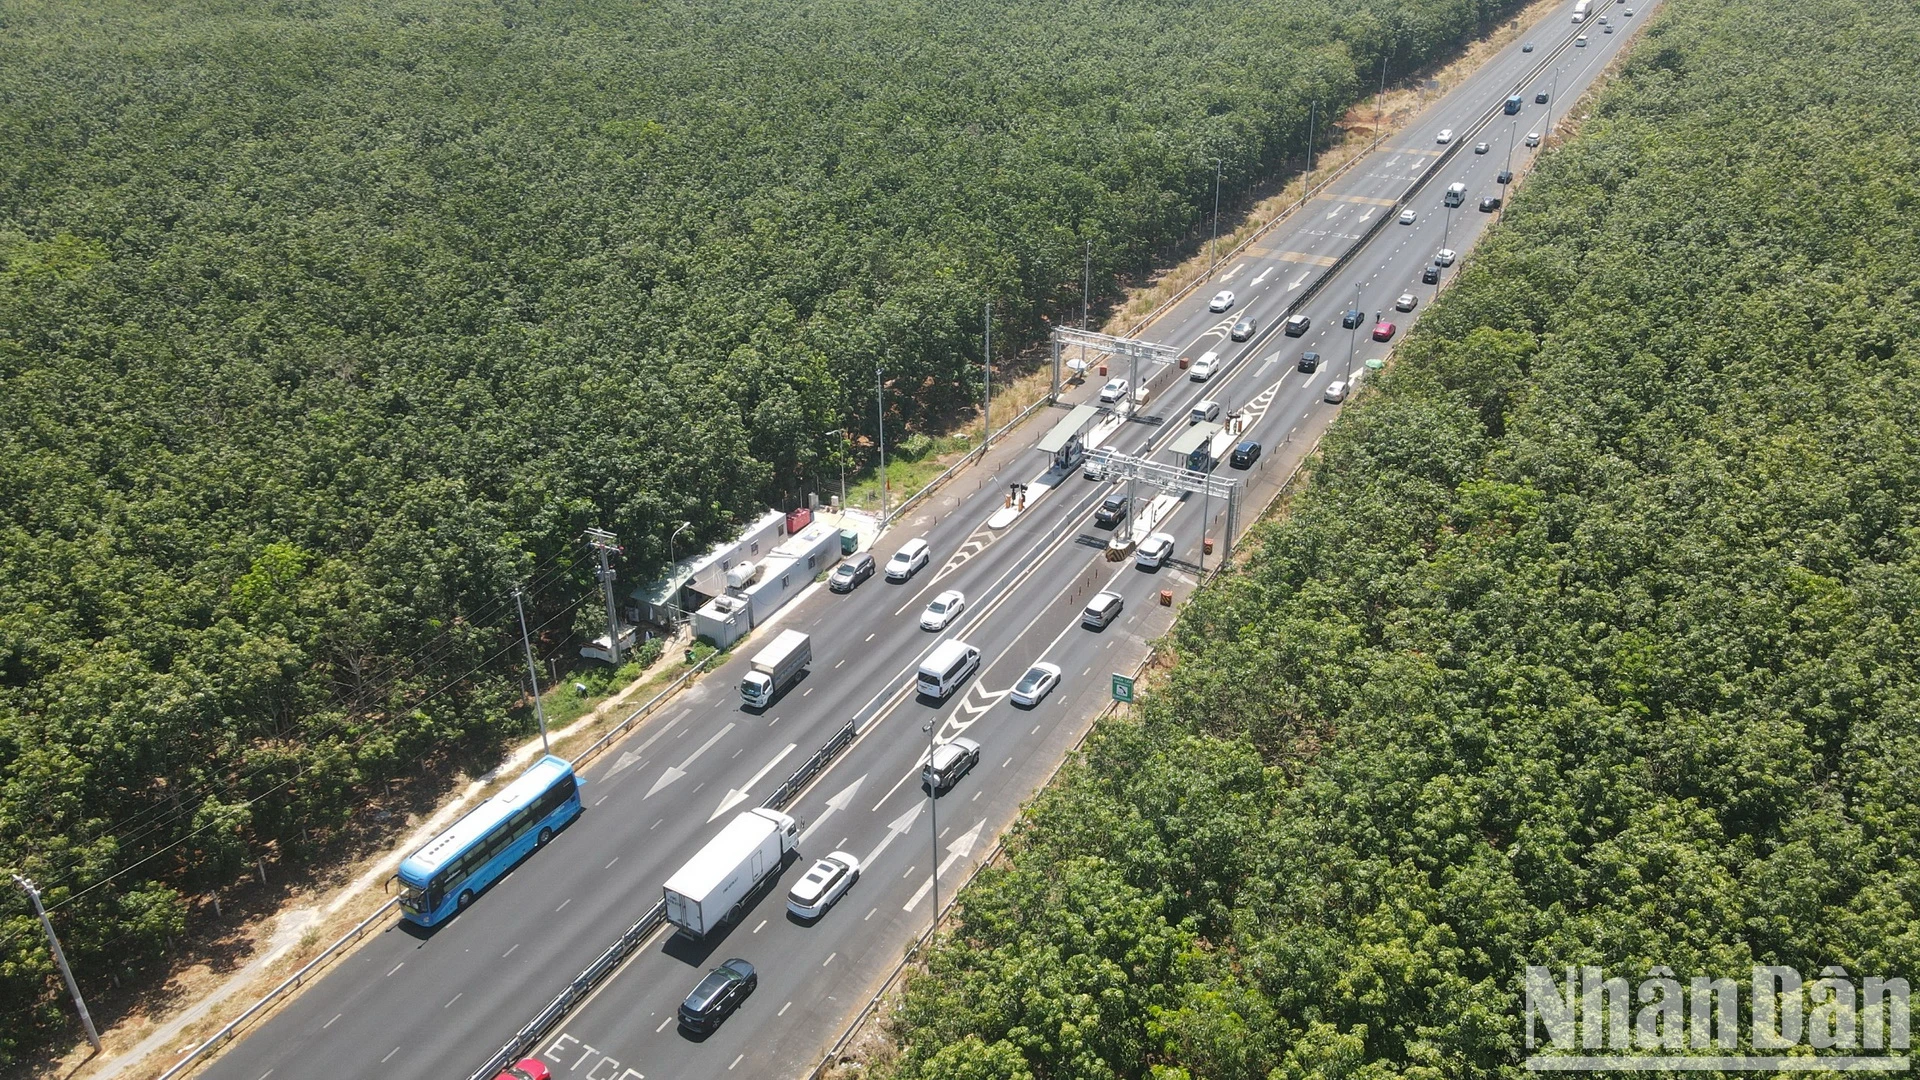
[1166,420,1225,472]
[1036,402,1101,471]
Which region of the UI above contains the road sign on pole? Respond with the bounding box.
[1111,674,1135,703]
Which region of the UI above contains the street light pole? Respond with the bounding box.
[876,362,889,526]
[1209,158,1222,269]
[921,718,939,941]
[1082,238,1091,332]
[513,587,549,753]
[667,520,692,632]
[1307,97,1318,177]
[1348,283,1361,384]
[982,301,992,452]
[13,875,100,1052]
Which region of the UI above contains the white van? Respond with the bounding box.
[1190,399,1221,425]
[1444,182,1467,207]
[917,639,980,700]
[886,538,930,582]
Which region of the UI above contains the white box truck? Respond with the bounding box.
[740,629,811,708]
[663,808,799,937]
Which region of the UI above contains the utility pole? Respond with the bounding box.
[1377,48,1390,145]
[1209,158,1222,269]
[876,362,889,526]
[982,301,992,452]
[13,875,100,1052]
[1347,283,1361,384]
[513,587,550,753]
[584,528,623,663]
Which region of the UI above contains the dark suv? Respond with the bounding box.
[1230,440,1262,468]
[828,552,874,592]
[1094,493,1129,528]
[679,958,757,1033]
[1297,351,1322,374]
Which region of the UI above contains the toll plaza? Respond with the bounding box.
[1034,402,1101,471]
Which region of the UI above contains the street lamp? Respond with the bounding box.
[1347,283,1361,384]
[667,520,692,631]
[824,427,847,508]
[1209,158,1223,268]
[921,717,940,941]
[877,361,889,526]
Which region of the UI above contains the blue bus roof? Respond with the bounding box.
[398,755,574,884]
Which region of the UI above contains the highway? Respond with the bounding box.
[193,4,1650,1079]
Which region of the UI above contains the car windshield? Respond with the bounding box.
[690,970,732,1006]
[1017,670,1044,693]
[928,599,948,614]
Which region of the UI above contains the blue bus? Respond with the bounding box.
[396,754,583,926]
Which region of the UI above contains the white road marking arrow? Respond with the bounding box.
[798,774,867,846]
[861,802,923,869]
[1357,208,1375,222]
[1289,273,1310,291]
[1250,267,1274,285]
[1220,261,1248,282]
[646,722,734,798]
[607,749,643,777]
[1325,205,1344,219]
[709,742,798,822]
[903,819,987,911]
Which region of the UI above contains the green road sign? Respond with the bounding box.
[1111,674,1135,703]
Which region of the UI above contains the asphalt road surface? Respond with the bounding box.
[196,3,1651,1078]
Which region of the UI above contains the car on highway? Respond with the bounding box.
[1395,292,1418,312]
[1576,33,1588,45]
[1525,131,1541,147]
[1372,320,1397,341]
[1497,168,1513,184]
[1297,350,1322,373]
[1082,590,1124,629]
[1082,452,1108,481]
[1284,314,1311,336]
[1098,376,1130,403]
[1535,90,1550,103]
[829,552,875,592]
[1208,290,1236,312]
[1604,24,1613,32]
[920,589,966,631]
[1189,352,1220,381]
[495,1060,552,1080]
[1095,491,1129,527]
[1434,248,1457,266]
[679,958,757,1033]
[1230,316,1257,341]
[1623,6,1634,13]
[1230,440,1262,468]
[1474,141,1490,155]
[1135,532,1175,569]
[787,852,860,919]
[1010,662,1062,706]
[1398,209,1417,225]
[1342,308,1365,329]
[923,737,982,793]
[1522,40,1535,51]
[1436,128,1454,144]
[1597,13,1608,23]
[1422,265,1442,285]
[1479,195,1503,212]
[1324,380,1349,404]
[886,537,930,581]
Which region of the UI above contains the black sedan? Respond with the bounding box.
[679,958,757,1033]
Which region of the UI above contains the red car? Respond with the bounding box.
[1371,321,1397,342]
[496,1060,551,1080]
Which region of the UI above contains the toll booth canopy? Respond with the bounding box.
[1036,402,1101,470]
[1165,420,1225,472]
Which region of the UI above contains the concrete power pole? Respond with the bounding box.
[584,528,624,664]
[13,875,101,1052]
[982,302,992,452]
[512,587,550,753]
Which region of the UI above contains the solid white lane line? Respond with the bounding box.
[555,898,571,912]
[502,944,519,958]
[779,1001,792,1016]
[823,952,837,967]
[753,919,767,933]
[386,963,404,977]
[445,993,462,1009]
[605,857,619,869]
[381,1048,400,1064]
[323,1013,341,1029]
[730,1054,745,1071]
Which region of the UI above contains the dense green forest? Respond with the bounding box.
[877,0,1920,1075]
[0,0,1531,1058]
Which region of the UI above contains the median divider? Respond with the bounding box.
[462,715,861,1080]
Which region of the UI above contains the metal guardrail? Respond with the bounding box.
[570,649,718,770]
[764,719,857,812]
[466,899,669,1080]
[157,898,400,1080]
[462,713,861,1080]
